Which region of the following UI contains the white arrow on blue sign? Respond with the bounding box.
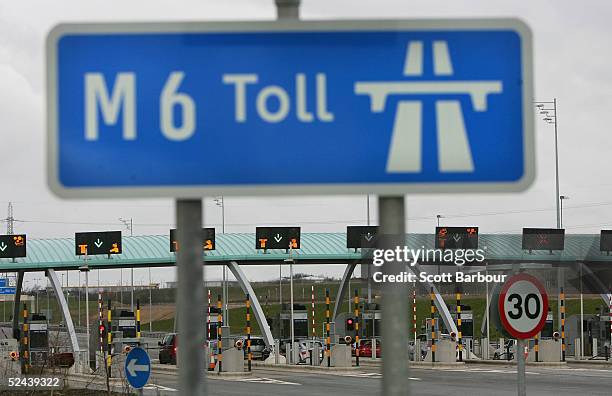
[124,347,151,389]
[46,20,534,198]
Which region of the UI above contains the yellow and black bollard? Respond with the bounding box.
[136,299,141,339]
[560,288,566,361]
[325,288,331,367]
[246,294,252,372]
[354,289,360,367]
[22,303,29,374]
[430,287,436,363]
[456,287,463,362]
[217,294,223,373]
[107,299,112,378]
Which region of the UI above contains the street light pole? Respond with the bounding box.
[149,267,153,333]
[79,260,90,372]
[215,197,228,326]
[535,99,564,345]
[119,217,135,311]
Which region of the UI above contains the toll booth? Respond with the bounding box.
[362,303,381,339]
[451,305,474,352]
[541,310,554,339]
[26,313,49,367]
[274,304,308,343]
[566,312,611,357]
[111,309,136,339]
[206,306,222,341]
[451,305,474,338]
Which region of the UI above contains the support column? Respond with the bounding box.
[227,261,274,347]
[334,261,458,335]
[12,270,24,340]
[47,269,80,354]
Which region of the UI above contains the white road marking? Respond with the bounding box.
[144,384,177,392]
[232,377,301,385]
[337,372,421,381]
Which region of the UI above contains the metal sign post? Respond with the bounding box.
[379,197,409,395]
[498,273,549,396]
[176,200,205,394]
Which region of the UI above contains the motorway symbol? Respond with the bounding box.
[169,228,215,252]
[346,226,379,249]
[75,231,122,256]
[0,234,27,259]
[47,20,534,198]
[521,228,565,251]
[125,347,151,389]
[255,227,300,250]
[498,273,548,339]
[435,227,478,250]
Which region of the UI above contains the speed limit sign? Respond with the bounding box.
[498,273,549,339]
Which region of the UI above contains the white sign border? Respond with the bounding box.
[46,19,534,199]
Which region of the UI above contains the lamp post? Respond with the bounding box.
[79,263,90,371]
[119,218,134,311]
[436,214,443,227]
[535,99,564,345]
[560,195,569,228]
[560,194,582,358]
[149,269,153,333]
[214,197,228,326]
[535,100,561,227]
[285,256,295,363]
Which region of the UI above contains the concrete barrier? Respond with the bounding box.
[424,340,455,363]
[221,348,244,372]
[331,344,352,367]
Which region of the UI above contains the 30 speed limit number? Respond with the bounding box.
[498,273,549,339]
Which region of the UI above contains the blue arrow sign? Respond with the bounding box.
[124,347,151,389]
[47,20,533,198]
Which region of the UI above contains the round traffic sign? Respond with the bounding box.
[125,347,151,389]
[498,273,548,339]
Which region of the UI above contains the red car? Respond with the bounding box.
[159,333,177,364]
[355,340,382,358]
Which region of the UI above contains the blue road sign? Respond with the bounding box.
[0,279,6,288]
[124,347,151,389]
[0,287,16,295]
[47,20,534,198]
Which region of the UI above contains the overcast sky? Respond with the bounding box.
[0,0,611,289]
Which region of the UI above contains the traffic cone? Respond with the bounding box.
[208,352,216,371]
